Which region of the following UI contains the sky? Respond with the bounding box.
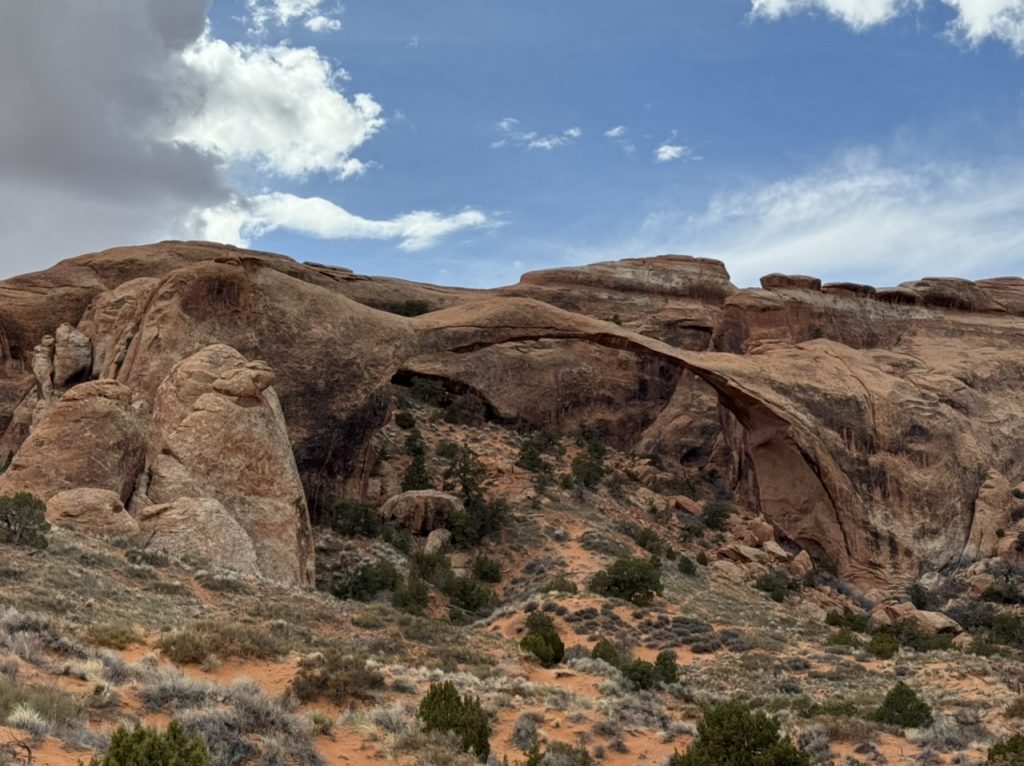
[0,0,1022,287]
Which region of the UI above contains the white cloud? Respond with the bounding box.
[605,125,627,138]
[173,35,384,178]
[750,0,921,29]
[492,119,582,151]
[246,0,341,32]
[942,0,1024,52]
[655,144,693,162]
[577,148,1024,287]
[191,193,491,252]
[750,0,1024,51]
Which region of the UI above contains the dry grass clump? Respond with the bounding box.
[156,620,290,664]
[84,621,145,650]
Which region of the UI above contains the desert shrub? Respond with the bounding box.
[982,582,1023,605]
[472,556,502,583]
[395,410,417,429]
[330,560,400,602]
[696,550,709,566]
[520,613,564,668]
[402,455,433,492]
[442,392,488,426]
[570,455,605,490]
[409,376,448,406]
[988,733,1024,764]
[156,621,288,664]
[377,299,431,317]
[990,612,1024,648]
[417,681,491,761]
[878,621,953,653]
[866,632,899,659]
[289,649,384,704]
[655,650,679,684]
[1005,695,1024,719]
[670,699,811,766]
[545,575,578,594]
[621,658,657,690]
[329,498,382,538]
[678,555,697,576]
[632,526,665,557]
[591,638,622,668]
[522,741,594,766]
[825,607,869,633]
[0,493,50,549]
[873,682,933,728]
[908,583,931,610]
[702,500,733,532]
[88,720,209,765]
[755,572,793,603]
[517,433,556,474]
[85,622,144,650]
[590,556,663,606]
[445,575,496,616]
[392,573,431,615]
[826,628,862,648]
[0,675,83,732]
[450,498,507,548]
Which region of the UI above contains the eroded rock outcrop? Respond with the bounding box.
[381,490,463,536]
[135,498,260,577]
[45,488,139,538]
[139,345,314,585]
[0,380,146,502]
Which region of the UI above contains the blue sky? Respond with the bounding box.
[1,1,1022,286]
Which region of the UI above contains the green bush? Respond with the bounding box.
[290,648,384,704]
[522,741,594,766]
[402,455,433,492]
[392,572,431,615]
[826,628,862,648]
[701,500,733,532]
[331,559,400,601]
[571,455,606,490]
[0,493,50,549]
[655,650,680,684]
[88,720,209,765]
[988,733,1024,764]
[395,410,417,429]
[445,575,496,616]
[825,607,869,633]
[872,682,933,728]
[866,632,899,660]
[754,572,793,603]
[678,555,697,576]
[990,612,1024,648]
[418,681,491,761]
[589,556,663,606]
[622,658,657,690]
[632,526,665,556]
[982,582,1023,605]
[377,299,431,317]
[591,638,622,668]
[329,498,382,538]
[670,700,811,766]
[472,556,502,583]
[696,550,709,566]
[519,613,564,668]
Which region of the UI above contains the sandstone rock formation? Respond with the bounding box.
[135,498,260,577]
[45,488,139,538]
[0,380,146,502]
[963,470,1013,562]
[138,345,314,586]
[381,490,463,536]
[1,241,1022,594]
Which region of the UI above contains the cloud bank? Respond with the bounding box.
[0,1,487,278]
[751,0,1024,52]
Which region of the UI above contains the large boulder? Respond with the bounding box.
[381,490,463,536]
[963,470,1012,561]
[53,323,92,387]
[135,498,260,577]
[45,488,139,538]
[140,345,314,586]
[0,380,146,502]
[869,602,962,635]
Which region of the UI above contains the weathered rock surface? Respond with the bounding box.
[381,490,463,536]
[136,498,260,576]
[963,470,1012,562]
[53,323,92,387]
[0,380,146,502]
[45,488,139,538]
[140,345,314,585]
[2,242,1023,594]
[869,602,963,635]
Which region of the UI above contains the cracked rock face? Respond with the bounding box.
[0,242,1023,592]
[140,344,314,586]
